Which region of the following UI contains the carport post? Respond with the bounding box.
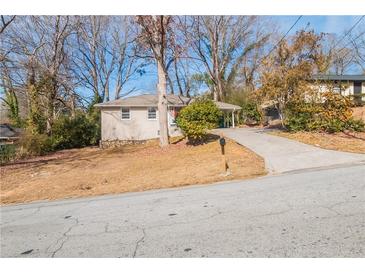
[232,110,235,128]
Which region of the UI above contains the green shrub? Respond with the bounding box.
[0,144,17,164]
[52,112,99,150]
[87,107,101,144]
[242,101,263,124]
[176,98,222,141]
[13,111,100,159]
[344,118,365,132]
[18,131,55,157]
[284,108,313,132]
[284,92,364,133]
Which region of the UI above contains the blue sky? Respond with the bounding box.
[273,15,361,34]
[2,16,360,101]
[123,16,364,97]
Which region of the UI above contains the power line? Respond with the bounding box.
[330,15,364,52]
[326,16,365,66]
[337,30,365,55]
[263,15,303,60]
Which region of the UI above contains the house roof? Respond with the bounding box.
[312,74,365,81]
[95,94,242,110]
[94,94,191,108]
[0,124,22,139]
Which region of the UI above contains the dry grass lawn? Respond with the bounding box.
[271,131,365,154]
[0,136,266,204]
[352,106,365,122]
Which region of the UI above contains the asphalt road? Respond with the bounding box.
[1,163,364,257]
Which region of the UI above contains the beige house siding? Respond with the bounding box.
[312,82,354,96]
[101,106,181,141]
[310,81,364,101]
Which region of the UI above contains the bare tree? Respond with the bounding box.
[350,28,365,73]
[136,15,180,147]
[0,15,16,35]
[186,16,270,101]
[0,16,77,133]
[323,33,357,75]
[112,17,142,99]
[73,16,115,103]
[72,16,141,103]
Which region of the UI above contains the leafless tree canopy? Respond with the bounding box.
[0,16,364,136]
[1,15,145,130]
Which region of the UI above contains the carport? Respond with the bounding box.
[214,101,242,128]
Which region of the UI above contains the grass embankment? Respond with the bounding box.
[271,131,365,154]
[1,135,266,204]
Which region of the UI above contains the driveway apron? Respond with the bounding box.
[218,128,365,173]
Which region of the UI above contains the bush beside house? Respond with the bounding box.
[2,111,100,164]
[52,112,100,150]
[284,92,365,133]
[176,98,222,142]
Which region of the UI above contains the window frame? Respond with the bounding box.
[147,107,157,120]
[121,107,131,120]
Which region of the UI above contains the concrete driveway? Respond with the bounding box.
[1,164,365,257]
[218,128,365,173]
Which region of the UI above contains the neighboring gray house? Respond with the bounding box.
[95,94,241,143]
[0,124,22,144]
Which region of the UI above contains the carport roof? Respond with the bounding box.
[213,101,242,111]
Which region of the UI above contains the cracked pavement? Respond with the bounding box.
[1,164,365,257]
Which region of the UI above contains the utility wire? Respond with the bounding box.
[262,15,303,61]
[326,16,365,69]
[337,30,365,55]
[329,15,364,52]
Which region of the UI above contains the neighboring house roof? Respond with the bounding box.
[95,94,242,111]
[312,74,365,81]
[95,94,191,108]
[0,124,22,139]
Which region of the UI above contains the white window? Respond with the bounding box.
[148,107,157,120]
[333,86,341,94]
[121,107,130,120]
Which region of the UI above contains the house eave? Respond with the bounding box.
[95,104,187,108]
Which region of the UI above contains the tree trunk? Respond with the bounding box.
[104,84,110,102]
[213,87,218,101]
[167,74,174,94]
[174,58,184,96]
[157,60,169,147]
[70,93,76,117]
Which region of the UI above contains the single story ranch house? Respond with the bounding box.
[263,74,365,120]
[311,74,365,103]
[95,94,241,145]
